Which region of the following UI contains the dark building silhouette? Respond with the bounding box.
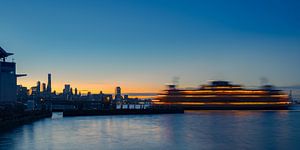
[36,81,41,95]
[63,84,71,100]
[63,84,71,94]
[0,47,24,103]
[115,86,123,101]
[42,83,46,93]
[16,85,28,103]
[47,73,52,93]
[30,86,38,96]
[74,88,78,96]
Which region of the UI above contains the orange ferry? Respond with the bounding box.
[153,81,292,110]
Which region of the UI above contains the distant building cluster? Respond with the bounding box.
[22,73,53,101]
[15,73,147,110]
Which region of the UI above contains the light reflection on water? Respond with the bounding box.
[1,107,300,150]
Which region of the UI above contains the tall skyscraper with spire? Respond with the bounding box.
[47,73,52,93]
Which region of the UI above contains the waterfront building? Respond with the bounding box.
[0,47,17,103]
[16,85,29,103]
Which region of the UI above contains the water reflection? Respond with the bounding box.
[1,109,300,150]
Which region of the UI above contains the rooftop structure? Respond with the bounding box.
[0,46,13,62]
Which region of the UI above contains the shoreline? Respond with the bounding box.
[0,110,52,131]
[63,108,184,117]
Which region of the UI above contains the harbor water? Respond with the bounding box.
[0,106,300,150]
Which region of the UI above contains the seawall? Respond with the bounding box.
[63,108,184,117]
[0,111,52,131]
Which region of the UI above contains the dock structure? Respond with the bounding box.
[63,105,184,117]
[44,99,184,116]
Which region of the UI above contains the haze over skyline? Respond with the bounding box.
[1,0,300,93]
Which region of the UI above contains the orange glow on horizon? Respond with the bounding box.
[17,80,160,94]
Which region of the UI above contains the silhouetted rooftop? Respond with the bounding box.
[0,46,13,59]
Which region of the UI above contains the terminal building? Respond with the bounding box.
[0,46,25,103]
[0,47,17,103]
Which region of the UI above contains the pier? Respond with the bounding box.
[63,105,184,117]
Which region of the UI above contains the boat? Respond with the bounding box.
[152,81,292,110]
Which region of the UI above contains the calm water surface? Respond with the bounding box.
[1,107,300,150]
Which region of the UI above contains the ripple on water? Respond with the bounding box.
[0,109,300,150]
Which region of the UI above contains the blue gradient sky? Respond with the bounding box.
[1,0,300,93]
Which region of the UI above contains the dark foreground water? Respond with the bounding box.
[1,107,300,150]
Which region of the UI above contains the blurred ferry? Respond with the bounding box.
[153,81,292,110]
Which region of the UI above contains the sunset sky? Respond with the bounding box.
[1,0,300,93]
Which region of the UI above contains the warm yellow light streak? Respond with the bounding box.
[201,86,242,90]
[151,100,161,102]
[157,95,287,98]
[181,90,267,95]
[153,102,292,105]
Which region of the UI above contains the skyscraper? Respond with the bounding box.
[74,88,78,96]
[63,84,71,100]
[47,73,51,93]
[63,84,71,94]
[36,81,41,94]
[116,87,121,95]
[42,83,46,93]
[115,86,123,101]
